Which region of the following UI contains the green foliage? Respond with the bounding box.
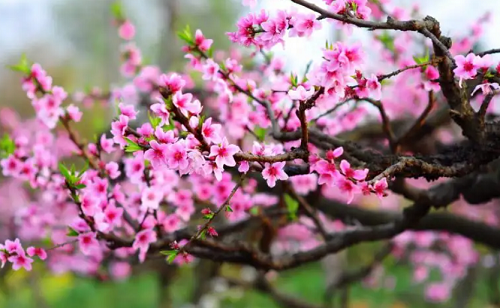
[253,126,267,142]
[377,32,395,53]
[66,227,79,237]
[58,163,87,189]
[0,134,16,159]
[177,24,193,45]
[110,1,124,21]
[413,49,430,65]
[160,250,179,264]
[7,53,31,74]
[284,194,299,221]
[124,138,143,153]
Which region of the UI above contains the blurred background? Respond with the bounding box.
[1,0,500,307]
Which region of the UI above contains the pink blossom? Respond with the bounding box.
[163,214,182,233]
[209,138,240,169]
[194,29,213,52]
[372,178,388,198]
[288,85,315,101]
[160,73,186,94]
[5,238,23,254]
[242,0,257,8]
[340,160,368,181]
[453,53,480,87]
[119,103,139,120]
[425,282,451,303]
[144,140,168,168]
[290,13,322,37]
[66,104,82,122]
[202,59,220,81]
[150,102,170,126]
[166,141,189,170]
[259,11,288,47]
[27,247,47,260]
[202,118,222,144]
[262,162,289,188]
[105,162,121,179]
[207,227,218,237]
[366,74,382,100]
[472,82,500,96]
[133,229,157,263]
[100,134,115,154]
[238,161,250,173]
[141,186,164,211]
[118,20,136,40]
[110,262,131,280]
[78,232,100,256]
[335,177,359,204]
[8,251,34,271]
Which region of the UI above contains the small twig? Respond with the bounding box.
[287,187,329,241]
[396,91,436,147]
[180,174,247,253]
[378,59,442,82]
[362,98,395,150]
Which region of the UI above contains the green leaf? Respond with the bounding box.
[66,227,79,237]
[177,24,193,44]
[254,126,267,142]
[413,49,430,65]
[284,194,299,220]
[160,250,179,264]
[124,138,143,153]
[74,184,87,190]
[249,207,259,216]
[77,162,89,178]
[199,230,207,240]
[110,1,124,20]
[58,163,74,184]
[148,111,162,129]
[7,53,31,74]
[225,205,233,212]
[0,134,16,158]
[377,32,395,53]
[203,213,214,220]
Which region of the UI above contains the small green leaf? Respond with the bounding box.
[111,1,124,20]
[249,207,259,216]
[203,213,214,220]
[58,163,74,183]
[225,205,233,212]
[199,230,207,240]
[148,111,162,129]
[160,250,176,256]
[177,24,193,44]
[254,126,267,142]
[284,194,299,220]
[66,227,79,237]
[7,53,31,74]
[74,184,87,190]
[124,138,143,153]
[77,162,89,178]
[0,134,16,158]
[160,250,179,264]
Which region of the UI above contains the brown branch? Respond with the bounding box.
[60,117,99,170]
[378,59,443,82]
[287,186,329,241]
[290,0,455,62]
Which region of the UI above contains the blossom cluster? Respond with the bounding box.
[0,1,497,305]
